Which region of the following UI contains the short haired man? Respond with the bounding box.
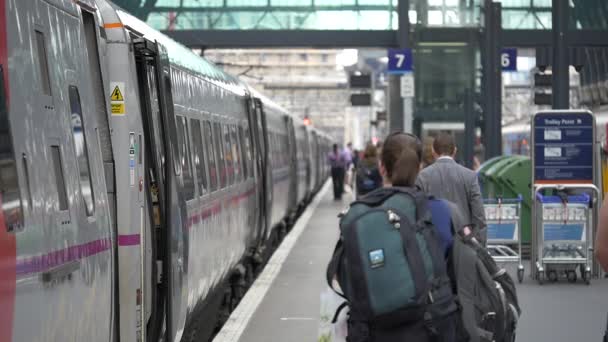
[416,132,487,244]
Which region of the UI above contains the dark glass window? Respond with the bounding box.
[175,116,195,200]
[239,126,249,179]
[0,68,23,231]
[50,146,68,211]
[190,118,208,196]
[68,86,94,216]
[35,30,52,96]
[203,121,218,191]
[230,125,242,182]
[213,122,226,188]
[223,124,234,185]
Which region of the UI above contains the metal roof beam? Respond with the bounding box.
[165,28,608,49]
[152,5,394,12]
[165,30,398,48]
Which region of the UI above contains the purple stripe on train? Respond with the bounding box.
[118,234,141,246]
[16,238,111,276]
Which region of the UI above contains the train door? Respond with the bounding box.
[133,39,188,342]
[251,99,272,241]
[79,7,118,340]
[286,117,298,212]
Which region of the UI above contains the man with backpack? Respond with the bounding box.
[326,132,520,342]
[355,143,383,198]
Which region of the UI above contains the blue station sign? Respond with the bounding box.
[501,48,517,72]
[387,48,413,74]
[533,111,595,183]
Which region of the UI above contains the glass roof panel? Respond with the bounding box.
[117,0,608,31]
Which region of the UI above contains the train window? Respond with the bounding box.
[50,146,68,211]
[35,30,52,96]
[223,124,234,185]
[22,154,32,212]
[239,126,250,179]
[270,133,276,169]
[213,122,226,188]
[190,119,208,196]
[230,125,242,182]
[279,134,285,166]
[68,86,95,216]
[175,116,195,200]
[0,69,23,232]
[203,121,218,191]
[247,127,254,177]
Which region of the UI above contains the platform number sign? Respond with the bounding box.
[387,48,413,74]
[501,48,517,72]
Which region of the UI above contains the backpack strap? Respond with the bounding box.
[351,187,397,206]
[355,186,432,220]
[326,239,347,299]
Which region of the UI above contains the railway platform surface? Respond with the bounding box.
[213,182,608,342]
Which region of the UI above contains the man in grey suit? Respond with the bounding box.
[416,132,487,244]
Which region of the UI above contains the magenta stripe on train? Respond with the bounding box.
[118,234,141,246]
[15,238,111,276]
[14,187,258,276]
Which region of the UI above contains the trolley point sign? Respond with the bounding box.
[532,110,595,183]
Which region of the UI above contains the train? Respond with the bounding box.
[0,1,332,342]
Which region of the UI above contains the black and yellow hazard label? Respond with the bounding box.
[110,86,124,101]
[111,103,125,115]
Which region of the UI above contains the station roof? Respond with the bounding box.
[115,0,607,32]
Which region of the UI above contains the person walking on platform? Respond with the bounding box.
[416,132,487,244]
[355,143,382,198]
[326,132,460,342]
[328,143,347,200]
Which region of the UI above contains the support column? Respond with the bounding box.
[389,0,410,133]
[482,0,502,159]
[552,0,569,109]
[464,88,475,169]
[388,76,404,133]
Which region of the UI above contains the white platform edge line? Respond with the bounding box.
[212,180,331,342]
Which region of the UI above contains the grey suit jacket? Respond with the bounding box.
[416,158,487,243]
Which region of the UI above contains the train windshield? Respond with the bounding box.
[0,65,23,231]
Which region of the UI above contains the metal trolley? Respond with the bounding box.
[534,192,592,285]
[484,196,525,283]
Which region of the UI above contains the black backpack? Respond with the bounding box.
[326,187,459,342]
[451,228,521,342]
[355,164,381,196]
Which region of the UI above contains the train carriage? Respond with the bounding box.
[0,1,331,342]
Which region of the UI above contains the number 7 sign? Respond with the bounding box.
[388,48,413,74]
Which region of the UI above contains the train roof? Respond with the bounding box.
[247,85,289,115]
[113,5,247,95]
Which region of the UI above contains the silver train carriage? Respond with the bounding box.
[0,1,332,342]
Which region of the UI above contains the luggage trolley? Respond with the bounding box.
[534,190,593,285]
[484,196,525,283]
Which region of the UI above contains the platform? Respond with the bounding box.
[214,182,608,342]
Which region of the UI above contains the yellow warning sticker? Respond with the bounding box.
[110,82,126,116]
[110,86,124,101]
[111,103,125,115]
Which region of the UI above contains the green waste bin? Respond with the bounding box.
[478,155,511,198]
[482,156,526,199]
[493,157,532,245]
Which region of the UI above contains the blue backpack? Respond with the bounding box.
[327,187,458,342]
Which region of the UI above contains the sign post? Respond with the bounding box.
[387,48,413,133]
[532,110,595,184]
[530,110,601,281]
[387,48,413,74]
[501,48,517,72]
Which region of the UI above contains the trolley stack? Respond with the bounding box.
[484,196,525,283]
[534,192,592,285]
